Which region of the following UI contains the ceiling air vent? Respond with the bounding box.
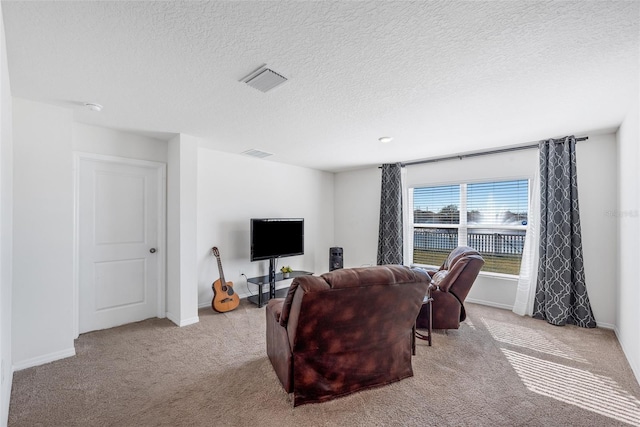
[241,65,288,92]
[242,149,273,159]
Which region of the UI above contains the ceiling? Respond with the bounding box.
[2,1,638,172]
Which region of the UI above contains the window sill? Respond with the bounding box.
[478,271,519,281]
[411,263,520,281]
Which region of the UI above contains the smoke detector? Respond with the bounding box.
[84,102,103,112]
[241,65,288,92]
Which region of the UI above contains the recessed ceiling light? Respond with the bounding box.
[84,102,103,112]
[379,136,393,143]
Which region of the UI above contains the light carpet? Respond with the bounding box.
[9,301,640,426]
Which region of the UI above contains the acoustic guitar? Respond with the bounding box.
[211,247,240,313]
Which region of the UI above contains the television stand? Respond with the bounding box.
[246,270,313,308]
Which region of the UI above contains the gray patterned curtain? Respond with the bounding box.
[377,163,403,265]
[533,136,596,327]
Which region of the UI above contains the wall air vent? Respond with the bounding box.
[241,65,288,92]
[242,149,273,159]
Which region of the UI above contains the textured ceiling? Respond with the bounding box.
[2,1,638,172]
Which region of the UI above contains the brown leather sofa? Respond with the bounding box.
[416,246,485,330]
[266,265,430,406]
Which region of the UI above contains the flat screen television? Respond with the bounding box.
[250,218,304,261]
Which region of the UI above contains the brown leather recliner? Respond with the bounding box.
[416,246,484,330]
[266,265,430,406]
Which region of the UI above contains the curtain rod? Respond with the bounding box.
[391,136,589,168]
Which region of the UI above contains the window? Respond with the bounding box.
[411,179,529,276]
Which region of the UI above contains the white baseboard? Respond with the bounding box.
[178,316,199,327]
[466,298,513,311]
[2,367,12,427]
[613,326,640,387]
[596,321,616,330]
[466,300,620,332]
[12,347,76,372]
[166,312,199,327]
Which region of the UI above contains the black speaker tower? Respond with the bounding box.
[329,247,343,271]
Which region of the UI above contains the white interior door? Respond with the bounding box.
[78,155,164,334]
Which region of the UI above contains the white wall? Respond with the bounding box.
[12,99,75,369]
[333,133,618,324]
[73,123,168,163]
[575,134,618,328]
[0,6,12,425]
[12,101,171,370]
[196,147,334,305]
[334,167,380,268]
[166,134,199,326]
[616,98,640,383]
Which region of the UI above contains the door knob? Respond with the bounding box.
[149,248,157,253]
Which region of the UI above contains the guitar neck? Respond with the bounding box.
[216,256,226,284]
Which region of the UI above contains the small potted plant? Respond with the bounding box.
[280,266,293,278]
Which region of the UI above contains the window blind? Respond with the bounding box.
[413,184,460,224]
[467,180,528,227]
